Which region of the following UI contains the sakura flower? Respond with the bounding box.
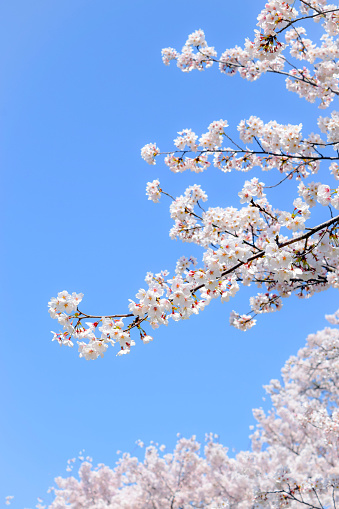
[141,143,160,165]
[146,179,161,203]
[317,184,332,205]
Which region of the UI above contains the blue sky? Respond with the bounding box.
[0,1,337,507]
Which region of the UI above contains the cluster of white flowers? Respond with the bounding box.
[238,118,303,153]
[229,310,256,331]
[257,1,298,35]
[318,111,339,148]
[249,292,282,313]
[317,183,332,205]
[146,179,161,203]
[298,180,321,206]
[140,142,160,165]
[315,182,339,208]
[128,273,199,329]
[175,255,197,275]
[48,291,136,359]
[161,28,217,72]
[48,291,84,317]
[164,152,211,173]
[161,46,178,66]
[238,177,265,203]
[276,197,310,231]
[186,28,206,47]
[174,128,198,151]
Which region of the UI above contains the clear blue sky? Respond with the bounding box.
[0,1,337,507]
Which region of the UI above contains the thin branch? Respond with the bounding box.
[160,148,339,162]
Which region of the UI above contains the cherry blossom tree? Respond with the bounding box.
[49,0,339,360]
[47,309,339,508]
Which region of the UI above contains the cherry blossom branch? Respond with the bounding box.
[197,48,339,94]
[264,488,322,509]
[197,50,324,89]
[278,214,339,248]
[190,214,339,294]
[249,198,278,221]
[264,166,301,188]
[159,148,339,162]
[275,7,339,34]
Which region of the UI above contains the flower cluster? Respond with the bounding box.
[146,179,161,203]
[48,291,135,359]
[161,28,217,72]
[140,143,160,165]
